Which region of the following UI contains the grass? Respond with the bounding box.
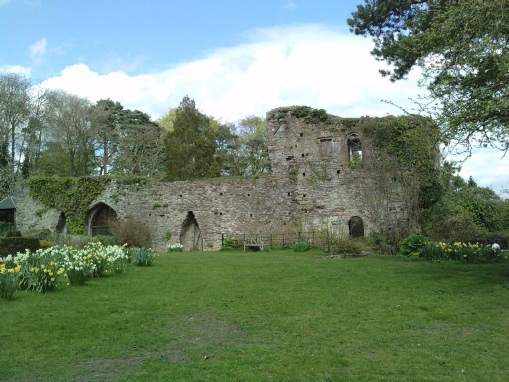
[1,250,509,381]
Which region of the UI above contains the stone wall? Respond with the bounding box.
[15,106,414,251]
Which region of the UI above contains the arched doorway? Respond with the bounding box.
[86,203,117,236]
[180,211,202,251]
[55,212,67,234]
[349,216,364,238]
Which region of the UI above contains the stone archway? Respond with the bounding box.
[180,211,202,251]
[86,203,117,236]
[349,216,364,238]
[55,212,67,234]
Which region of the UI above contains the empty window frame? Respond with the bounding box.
[319,138,333,157]
[347,134,362,167]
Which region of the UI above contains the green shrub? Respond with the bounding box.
[333,239,362,255]
[399,234,430,257]
[93,235,118,246]
[129,248,155,266]
[47,234,92,248]
[221,238,240,251]
[4,230,22,238]
[293,240,311,252]
[39,240,52,249]
[0,237,41,257]
[0,266,20,300]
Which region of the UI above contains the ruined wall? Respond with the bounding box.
[16,106,413,250]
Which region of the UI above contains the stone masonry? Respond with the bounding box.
[15,106,412,251]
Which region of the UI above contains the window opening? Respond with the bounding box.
[349,216,364,238]
[347,134,362,168]
[320,138,333,157]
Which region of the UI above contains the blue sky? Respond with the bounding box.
[2,0,508,193]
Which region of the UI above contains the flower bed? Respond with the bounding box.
[0,243,141,299]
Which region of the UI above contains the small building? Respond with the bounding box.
[0,196,16,236]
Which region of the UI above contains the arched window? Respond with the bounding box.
[347,134,362,168]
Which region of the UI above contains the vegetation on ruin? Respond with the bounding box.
[360,114,442,209]
[27,176,110,235]
[1,250,508,380]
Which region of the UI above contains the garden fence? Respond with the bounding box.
[221,231,333,251]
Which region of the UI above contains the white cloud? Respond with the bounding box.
[41,24,418,121]
[29,37,47,62]
[0,65,31,77]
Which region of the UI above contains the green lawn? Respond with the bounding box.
[1,250,509,381]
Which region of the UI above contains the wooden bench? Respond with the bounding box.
[243,237,270,251]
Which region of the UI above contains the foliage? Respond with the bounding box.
[332,239,362,255]
[292,240,311,252]
[420,241,502,263]
[420,182,509,242]
[0,243,130,292]
[92,234,118,246]
[15,250,63,293]
[0,263,20,300]
[220,238,240,251]
[0,237,40,257]
[109,216,151,248]
[111,109,166,176]
[399,234,430,258]
[165,96,219,181]
[361,115,442,208]
[216,115,271,177]
[129,247,156,266]
[28,177,110,234]
[48,233,107,248]
[166,243,184,252]
[0,72,32,166]
[4,230,22,238]
[39,90,97,176]
[348,0,509,152]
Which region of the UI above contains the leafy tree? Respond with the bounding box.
[91,99,123,175]
[165,96,219,181]
[157,107,177,132]
[214,122,245,176]
[42,90,96,177]
[112,109,165,176]
[237,116,271,175]
[348,0,509,152]
[0,72,32,164]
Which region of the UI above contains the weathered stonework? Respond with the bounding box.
[15,106,415,251]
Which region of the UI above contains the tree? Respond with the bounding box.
[237,116,271,175]
[41,90,96,177]
[348,0,509,153]
[91,99,123,175]
[112,109,165,176]
[0,72,32,165]
[165,96,219,181]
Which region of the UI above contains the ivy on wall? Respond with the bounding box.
[28,177,110,234]
[359,115,442,208]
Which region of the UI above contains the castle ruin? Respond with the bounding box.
[14,106,421,250]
